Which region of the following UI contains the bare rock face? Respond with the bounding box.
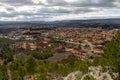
[55,66,117,80]
[81,66,113,80]
[64,71,82,80]
[54,71,82,80]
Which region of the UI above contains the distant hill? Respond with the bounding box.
[0,18,120,25]
[0,21,48,25]
[0,18,120,29]
[52,18,120,29]
[51,18,120,24]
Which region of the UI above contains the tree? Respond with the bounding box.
[0,65,9,80]
[11,71,20,80]
[25,55,38,79]
[9,61,26,80]
[103,31,120,80]
[18,66,26,80]
[9,61,20,71]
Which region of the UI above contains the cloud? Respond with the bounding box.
[0,0,120,21]
[69,0,116,7]
[0,0,34,6]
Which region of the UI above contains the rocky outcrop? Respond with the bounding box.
[55,66,118,80]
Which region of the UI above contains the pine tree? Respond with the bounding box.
[0,65,9,80]
[25,55,38,79]
[18,66,26,80]
[103,31,120,80]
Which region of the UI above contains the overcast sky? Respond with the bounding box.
[0,0,120,21]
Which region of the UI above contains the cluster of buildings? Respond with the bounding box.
[0,26,118,60]
[47,27,118,59]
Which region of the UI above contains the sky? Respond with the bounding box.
[0,0,120,21]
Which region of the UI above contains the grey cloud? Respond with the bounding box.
[39,7,70,14]
[0,0,34,6]
[71,0,116,7]
[46,0,67,6]
[6,7,15,11]
[0,0,120,7]
[44,0,119,8]
[39,7,95,14]
[0,13,52,21]
[56,8,94,14]
[0,0,120,21]
[0,12,52,17]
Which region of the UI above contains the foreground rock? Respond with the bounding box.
[55,66,118,80]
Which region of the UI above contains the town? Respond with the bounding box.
[0,24,118,62]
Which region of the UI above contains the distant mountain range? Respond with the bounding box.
[0,21,48,25]
[0,18,120,25]
[54,18,120,29]
[51,18,120,24]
